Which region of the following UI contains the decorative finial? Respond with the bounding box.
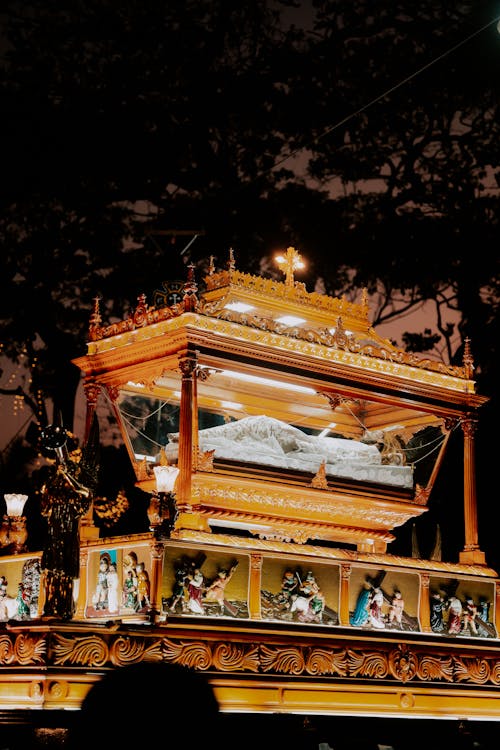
[89,296,102,339]
[182,263,199,312]
[275,246,305,289]
[208,255,215,275]
[90,296,101,326]
[463,337,474,379]
[228,247,235,272]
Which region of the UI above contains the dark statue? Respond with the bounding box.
[39,417,99,620]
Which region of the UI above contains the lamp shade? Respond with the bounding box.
[4,493,28,516]
[153,465,179,493]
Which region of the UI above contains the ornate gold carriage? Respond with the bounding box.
[1,249,499,734]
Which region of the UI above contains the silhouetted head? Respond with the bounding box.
[67,661,220,749]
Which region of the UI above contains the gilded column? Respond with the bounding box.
[74,547,89,619]
[459,416,485,565]
[173,349,210,533]
[248,553,263,619]
[494,581,500,637]
[419,572,431,633]
[149,540,165,621]
[79,381,101,540]
[339,563,351,626]
[177,350,196,511]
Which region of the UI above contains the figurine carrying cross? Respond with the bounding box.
[275,246,305,289]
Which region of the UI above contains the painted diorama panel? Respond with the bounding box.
[0,555,42,621]
[349,567,420,632]
[429,575,496,638]
[161,547,249,618]
[85,546,153,619]
[261,559,339,625]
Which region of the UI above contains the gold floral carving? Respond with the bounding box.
[388,645,418,682]
[48,681,68,699]
[413,484,431,505]
[454,657,492,685]
[193,484,408,529]
[260,645,305,675]
[417,654,454,682]
[200,298,469,382]
[212,642,260,672]
[310,461,328,489]
[109,636,163,666]
[52,634,109,667]
[134,457,151,482]
[197,449,215,471]
[162,638,213,669]
[347,649,388,679]
[0,633,46,665]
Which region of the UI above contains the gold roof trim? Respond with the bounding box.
[85,312,475,392]
[85,257,475,386]
[201,300,471,382]
[203,268,370,325]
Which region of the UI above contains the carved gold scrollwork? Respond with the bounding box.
[197,449,215,472]
[347,648,389,679]
[12,634,47,665]
[162,638,212,669]
[250,553,263,571]
[306,648,349,677]
[212,642,260,672]
[454,657,491,685]
[341,563,351,581]
[461,417,478,439]
[52,634,109,667]
[83,381,101,409]
[417,655,454,682]
[260,644,306,675]
[110,636,163,666]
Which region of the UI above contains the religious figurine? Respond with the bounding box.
[350,581,372,627]
[186,566,205,614]
[93,557,109,611]
[204,562,239,616]
[461,597,478,636]
[169,561,189,613]
[39,419,99,620]
[136,562,151,611]
[387,591,404,628]
[476,598,494,637]
[277,569,300,610]
[368,587,385,629]
[106,562,119,614]
[122,569,138,610]
[290,570,325,623]
[16,582,31,619]
[430,591,445,632]
[446,594,463,634]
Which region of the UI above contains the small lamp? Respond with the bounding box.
[148,465,180,536]
[0,494,29,554]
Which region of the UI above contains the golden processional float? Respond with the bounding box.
[1,247,499,725]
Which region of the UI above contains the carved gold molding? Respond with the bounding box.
[3,629,499,689]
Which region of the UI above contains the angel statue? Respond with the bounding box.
[39,416,100,620]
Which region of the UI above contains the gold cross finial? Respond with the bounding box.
[275,246,305,288]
